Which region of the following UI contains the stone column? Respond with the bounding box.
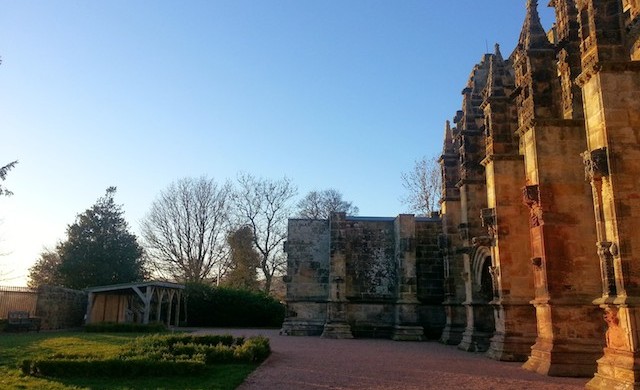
[321,212,353,339]
[391,214,424,341]
[439,147,467,345]
[457,180,493,353]
[453,56,493,352]
[518,120,603,377]
[280,219,331,336]
[578,63,640,389]
[483,157,537,362]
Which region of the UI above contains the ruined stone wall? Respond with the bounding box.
[280,219,330,336]
[340,217,397,338]
[416,218,444,303]
[35,286,87,330]
[415,217,445,338]
[282,214,445,339]
[343,218,396,301]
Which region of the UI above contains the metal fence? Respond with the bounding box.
[0,285,38,319]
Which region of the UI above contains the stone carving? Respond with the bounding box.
[489,266,500,299]
[581,147,609,182]
[480,208,497,238]
[610,243,619,257]
[597,241,617,297]
[472,236,492,247]
[604,307,628,350]
[522,184,539,206]
[558,49,574,115]
[522,185,543,227]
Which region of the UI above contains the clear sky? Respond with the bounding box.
[0,1,555,286]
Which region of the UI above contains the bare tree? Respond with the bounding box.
[296,189,359,219]
[401,155,442,216]
[233,173,297,293]
[141,177,232,284]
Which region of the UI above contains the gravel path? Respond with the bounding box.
[193,329,589,390]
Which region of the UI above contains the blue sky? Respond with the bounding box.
[0,1,555,285]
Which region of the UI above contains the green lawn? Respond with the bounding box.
[0,331,258,390]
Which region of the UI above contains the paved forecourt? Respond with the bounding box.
[192,329,588,390]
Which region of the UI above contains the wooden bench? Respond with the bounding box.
[6,311,41,332]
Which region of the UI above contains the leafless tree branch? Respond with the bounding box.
[141,177,232,284]
[400,155,442,216]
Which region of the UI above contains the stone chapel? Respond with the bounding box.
[281,1,640,388]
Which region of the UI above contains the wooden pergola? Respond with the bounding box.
[85,281,185,326]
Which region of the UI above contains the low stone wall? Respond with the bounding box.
[35,286,87,330]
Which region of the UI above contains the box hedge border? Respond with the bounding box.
[21,334,270,378]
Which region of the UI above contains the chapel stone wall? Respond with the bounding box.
[280,219,331,336]
[281,214,444,340]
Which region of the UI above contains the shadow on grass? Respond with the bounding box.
[56,364,257,390]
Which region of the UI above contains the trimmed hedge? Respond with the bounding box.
[128,334,244,348]
[186,283,285,327]
[233,335,270,363]
[22,358,205,377]
[84,322,168,333]
[22,334,270,378]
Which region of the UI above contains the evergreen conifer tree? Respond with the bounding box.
[57,187,146,289]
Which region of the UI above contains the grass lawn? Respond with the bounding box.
[0,331,258,390]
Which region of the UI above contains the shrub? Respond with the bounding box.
[233,336,270,363]
[124,334,242,354]
[185,283,285,327]
[203,343,235,364]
